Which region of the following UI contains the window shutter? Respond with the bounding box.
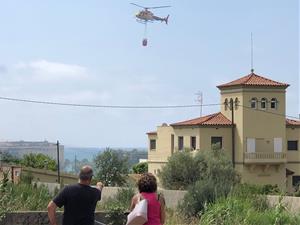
[247,138,256,153]
[274,138,282,152]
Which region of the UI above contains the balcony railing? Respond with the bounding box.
[244,152,286,164]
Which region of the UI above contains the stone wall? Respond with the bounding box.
[267,195,300,214]
[100,187,186,209]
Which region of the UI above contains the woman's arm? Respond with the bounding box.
[159,194,166,224]
[129,194,139,211]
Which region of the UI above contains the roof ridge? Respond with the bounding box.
[170,112,223,126]
[251,73,287,85]
[244,73,254,83]
[201,112,219,124]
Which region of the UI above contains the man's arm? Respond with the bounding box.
[47,201,58,225]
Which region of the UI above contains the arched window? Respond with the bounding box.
[271,98,277,109]
[251,98,257,109]
[224,98,228,111]
[261,98,267,109]
[230,98,233,110]
[235,97,239,110]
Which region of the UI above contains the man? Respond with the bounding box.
[48,165,104,225]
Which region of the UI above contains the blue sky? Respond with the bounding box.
[0,0,298,147]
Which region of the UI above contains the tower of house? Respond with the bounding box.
[217,72,289,189]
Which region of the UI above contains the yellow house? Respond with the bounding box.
[147,72,300,191]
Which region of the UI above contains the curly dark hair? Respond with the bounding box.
[137,173,157,193]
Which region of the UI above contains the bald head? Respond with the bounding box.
[79,165,94,181]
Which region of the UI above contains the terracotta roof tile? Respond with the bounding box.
[171,112,232,126]
[217,73,289,89]
[286,119,300,126]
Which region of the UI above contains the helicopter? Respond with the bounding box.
[131,3,170,24]
[131,3,171,46]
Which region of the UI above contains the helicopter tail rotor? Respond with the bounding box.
[165,15,169,24]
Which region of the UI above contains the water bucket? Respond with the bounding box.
[142,38,148,46]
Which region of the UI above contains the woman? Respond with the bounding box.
[130,173,166,225]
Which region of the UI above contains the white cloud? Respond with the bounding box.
[15,60,88,82]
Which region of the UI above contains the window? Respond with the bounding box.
[251,98,257,109]
[190,136,196,150]
[293,176,300,187]
[271,98,277,109]
[150,139,156,150]
[178,136,184,151]
[288,141,298,151]
[224,98,228,111]
[234,97,239,109]
[247,138,256,153]
[211,137,222,150]
[261,98,267,109]
[274,138,282,153]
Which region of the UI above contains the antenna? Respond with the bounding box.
[195,91,203,117]
[251,32,254,73]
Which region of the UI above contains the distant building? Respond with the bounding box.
[147,72,300,192]
[0,164,22,184]
[0,141,64,169]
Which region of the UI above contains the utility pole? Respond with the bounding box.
[230,99,235,168]
[195,91,203,117]
[74,154,77,174]
[56,140,61,184]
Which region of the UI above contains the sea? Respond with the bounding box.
[64,147,147,162]
[63,147,147,173]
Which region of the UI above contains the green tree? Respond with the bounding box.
[0,152,21,164]
[94,148,129,186]
[178,149,240,217]
[132,162,148,174]
[21,153,57,171]
[158,151,202,190]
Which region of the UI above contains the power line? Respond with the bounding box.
[237,104,299,120]
[0,96,221,109]
[0,96,298,120]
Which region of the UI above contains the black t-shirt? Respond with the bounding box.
[53,183,101,225]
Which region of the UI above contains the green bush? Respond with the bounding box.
[176,150,239,217]
[132,162,148,174]
[104,187,135,225]
[200,193,300,225]
[21,153,57,171]
[158,151,201,190]
[0,182,53,222]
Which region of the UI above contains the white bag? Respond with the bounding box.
[126,197,148,225]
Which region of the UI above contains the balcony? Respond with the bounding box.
[244,152,286,164]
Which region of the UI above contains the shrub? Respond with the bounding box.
[104,187,135,225]
[200,193,300,225]
[0,182,53,222]
[132,162,148,174]
[21,153,57,171]
[176,150,239,217]
[158,151,201,190]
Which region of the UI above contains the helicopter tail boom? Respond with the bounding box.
[152,15,169,24]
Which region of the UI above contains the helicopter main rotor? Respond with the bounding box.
[130,3,171,10]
